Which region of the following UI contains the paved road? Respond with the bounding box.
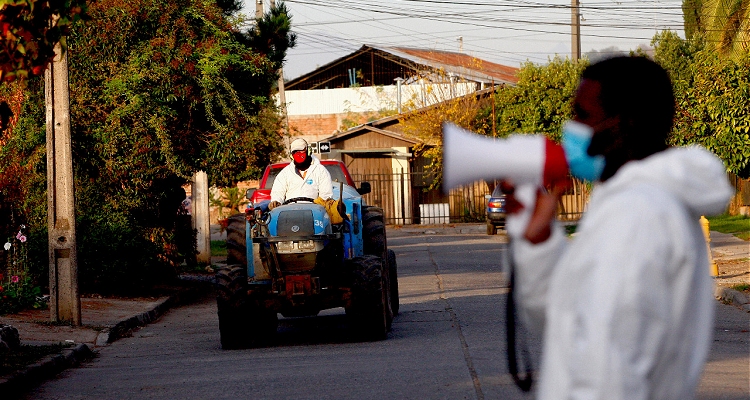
[25,232,748,399]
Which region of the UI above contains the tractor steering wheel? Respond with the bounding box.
[283,197,316,205]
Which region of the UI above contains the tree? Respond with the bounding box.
[0,0,87,81]
[682,0,750,61]
[398,72,493,187]
[653,31,750,178]
[0,0,296,293]
[477,57,586,143]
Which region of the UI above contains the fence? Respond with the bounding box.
[557,179,591,221]
[352,169,591,225]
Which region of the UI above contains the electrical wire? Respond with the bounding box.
[276,0,704,76]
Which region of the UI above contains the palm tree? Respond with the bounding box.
[683,0,750,61]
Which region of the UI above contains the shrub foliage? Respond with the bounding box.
[0,0,293,294]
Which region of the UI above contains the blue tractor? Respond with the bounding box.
[215,182,399,349]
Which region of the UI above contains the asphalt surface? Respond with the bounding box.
[1,223,748,399]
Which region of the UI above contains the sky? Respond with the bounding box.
[242,0,686,81]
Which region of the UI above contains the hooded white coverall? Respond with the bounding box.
[510,146,733,400]
[270,156,333,204]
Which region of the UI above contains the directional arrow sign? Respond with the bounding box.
[318,141,331,153]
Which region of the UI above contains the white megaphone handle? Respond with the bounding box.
[505,184,538,241]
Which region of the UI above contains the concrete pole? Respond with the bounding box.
[256,0,263,19]
[394,77,404,114]
[45,41,81,325]
[571,0,581,62]
[192,171,211,264]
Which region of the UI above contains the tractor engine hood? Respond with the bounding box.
[268,203,332,237]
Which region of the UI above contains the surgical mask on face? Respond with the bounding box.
[561,120,605,182]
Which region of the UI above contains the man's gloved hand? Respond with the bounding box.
[268,200,281,210]
[315,197,347,224]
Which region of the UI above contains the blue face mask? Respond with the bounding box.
[561,120,605,182]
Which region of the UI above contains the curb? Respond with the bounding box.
[0,343,94,399]
[0,279,213,398]
[101,280,211,345]
[715,286,750,312]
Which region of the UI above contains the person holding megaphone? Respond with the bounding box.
[444,56,733,399]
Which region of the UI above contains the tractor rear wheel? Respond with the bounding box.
[362,206,393,327]
[387,249,399,316]
[362,206,386,259]
[347,255,388,341]
[226,214,247,265]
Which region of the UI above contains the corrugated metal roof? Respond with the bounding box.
[371,45,519,85]
[324,125,420,145]
[285,45,518,90]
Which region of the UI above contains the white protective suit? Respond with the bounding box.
[270,156,333,204]
[510,146,733,400]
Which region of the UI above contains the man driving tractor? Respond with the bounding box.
[269,138,346,223]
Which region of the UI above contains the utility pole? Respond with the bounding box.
[394,77,404,114]
[192,171,210,264]
[491,78,496,137]
[255,0,263,18]
[45,33,80,325]
[571,0,581,62]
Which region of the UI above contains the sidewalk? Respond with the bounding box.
[0,280,212,395]
[709,231,750,310]
[391,223,749,309]
[0,224,746,395]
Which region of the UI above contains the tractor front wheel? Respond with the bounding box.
[216,265,250,349]
[216,265,278,349]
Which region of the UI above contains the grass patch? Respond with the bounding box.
[0,343,73,376]
[211,240,227,257]
[706,214,750,240]
[731,283,750,292]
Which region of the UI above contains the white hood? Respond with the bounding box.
[596,146,733,217]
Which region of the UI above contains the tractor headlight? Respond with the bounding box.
[298,240,315,250]
[276,241,294,252]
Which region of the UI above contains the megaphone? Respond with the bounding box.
[442,122,569,192]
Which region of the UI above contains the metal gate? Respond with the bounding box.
[352,170,591,225]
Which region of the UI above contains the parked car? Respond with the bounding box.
[247,159,357,205]
[486,185,506,235]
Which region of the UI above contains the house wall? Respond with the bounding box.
[282,83,478,147]
[287,114,342,144]
[278,83,478,115]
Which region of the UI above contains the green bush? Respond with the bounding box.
[0,0,294,301]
